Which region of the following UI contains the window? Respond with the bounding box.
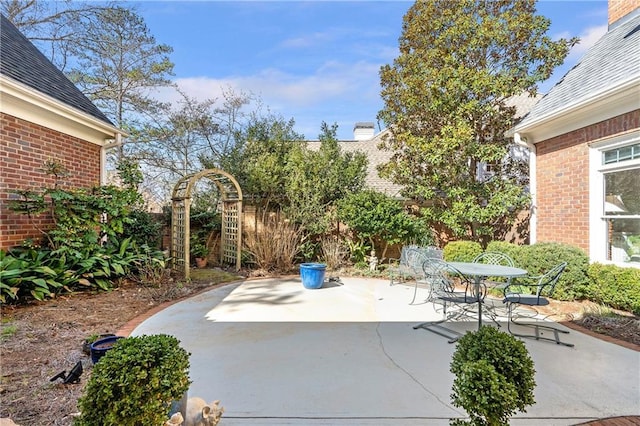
[603,143,640,165]
[602,145,640,265]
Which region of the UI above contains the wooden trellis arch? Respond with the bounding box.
[171,169,243,278]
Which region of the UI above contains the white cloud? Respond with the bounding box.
[570,24,608,57]
[149,60,385,139]
[280,31,335,49]
[158,60,381,109]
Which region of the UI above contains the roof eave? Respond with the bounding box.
[0,75,127,144]
[513,77,640,143]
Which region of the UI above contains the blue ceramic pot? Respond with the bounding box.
[299,263,327,289]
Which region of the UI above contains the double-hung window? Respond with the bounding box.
[601,142,640,265]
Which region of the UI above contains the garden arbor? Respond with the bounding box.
[171,169,243,278]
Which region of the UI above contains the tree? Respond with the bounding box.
[66,6,174,160]
[134,91,218,184]
[284,122,368,234]
[377,0,578,244]
[2,0,114,71]
[197,87,255,169]
[337,190,426,259]
[131,88,255,203]
[221,113,304,217]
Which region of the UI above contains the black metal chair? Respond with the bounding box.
[502,262,574,347]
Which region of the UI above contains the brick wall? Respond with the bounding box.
[0,112,101,249]
[535,110,640,254]
[609,0,640,26]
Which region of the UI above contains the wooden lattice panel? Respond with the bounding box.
[221,201,239,265]
[172,169,243,278]
[171,199,187,273]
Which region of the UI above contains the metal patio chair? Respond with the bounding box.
[388,245,419,285]
[502,262,573,347]
[413,258,482,342]
[409,248,445,304]
[472,251,516,287]
[472,251,517,320]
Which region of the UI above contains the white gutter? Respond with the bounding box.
[514,132,536,244]
[513,77,640,141]
[100,134,124,185]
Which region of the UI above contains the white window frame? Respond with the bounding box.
[589,130,640,267]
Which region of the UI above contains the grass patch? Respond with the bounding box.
[190,268,241,283]
[1,324,18,341]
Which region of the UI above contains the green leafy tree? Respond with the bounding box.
[337,190,425,259]
[221,113,304,217]
[9,160,142,253]
[377,0,578,243]
[285,122,368,234]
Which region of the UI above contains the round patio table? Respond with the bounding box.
[447,262,527,328]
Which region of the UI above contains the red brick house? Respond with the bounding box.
[0,15,123,250]
[512,0,640,266]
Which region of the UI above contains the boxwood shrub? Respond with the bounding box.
[75,334,191,426]
[443,241,482,262]
[450,326,535,425]
[587,263,640,315]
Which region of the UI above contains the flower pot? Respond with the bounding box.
[90,336,125,364]
[82,333,115,355]
[195,257,208,268]
[299,263,327,289]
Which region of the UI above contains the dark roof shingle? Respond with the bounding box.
[0,14,113,125]
[517,14,640,127]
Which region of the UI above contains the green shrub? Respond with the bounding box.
[76,334,191,426]
[450,326,535,426]
[123,209,162,248]
[516,242,589,301]
[0,248,62,302]
[345,238,371,264]
[587,263,640,315]
[443,241,482,262]
[337,189,427,259]
[485,241,523,267]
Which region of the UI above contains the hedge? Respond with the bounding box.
[587,263,640,315]
[443,241,483,262]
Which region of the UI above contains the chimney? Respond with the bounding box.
[353,122,375,141]
[608,0,640,28]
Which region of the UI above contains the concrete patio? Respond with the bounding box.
[130,277,639,425]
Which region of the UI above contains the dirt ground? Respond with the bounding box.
[0,271,638,426]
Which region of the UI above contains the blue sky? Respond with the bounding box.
[136,1,609,140]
